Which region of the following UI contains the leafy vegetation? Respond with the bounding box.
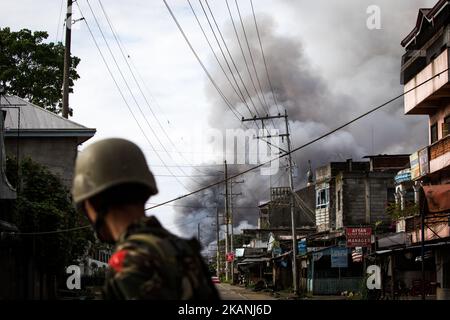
[386,202,419,221]
[0,27,80,114]
[5,157,94,273]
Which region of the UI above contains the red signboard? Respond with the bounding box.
[226,252,235,262]
[346,227,372,247]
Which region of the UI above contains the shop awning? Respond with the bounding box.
[272,250,292,260]
[422,185,450,213]
[375,241,450,255]
[237,257,271,266]
[377,232,409,249]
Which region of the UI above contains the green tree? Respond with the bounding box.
[386,202,419,221]
[6,157,94,273]
[0,27,80,114]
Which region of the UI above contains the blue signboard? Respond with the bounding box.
[273,247,282,257]
[331,247,348,268]
[298,239,307,255]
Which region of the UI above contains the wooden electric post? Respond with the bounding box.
[62,0,73,119]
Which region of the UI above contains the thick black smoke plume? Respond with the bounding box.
[174,0,435,252]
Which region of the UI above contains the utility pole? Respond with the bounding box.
[420,193,426,301]
[230,179,244,285]
[242,110,298,294]
[197,223,201,242]
[284,109,298,295]
[224,160,230,282]
[62,0,73,119]
[216,207,220,278]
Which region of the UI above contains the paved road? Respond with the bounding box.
[216,283,277,300]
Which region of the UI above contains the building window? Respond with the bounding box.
[337,190,341,211]
[316,188,329,209]
[443,116,450,138]
[431,123,438,144]
[387,188,396,205]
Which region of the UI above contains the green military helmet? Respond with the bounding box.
[72,138,158,204]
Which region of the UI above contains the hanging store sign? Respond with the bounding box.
[346,227,372,247]
[272,247,282,257]
[331,247,348,268]
[235,248,245,258]
[418,147,429,177]
[410,152,420,180]
[298,239,307,255]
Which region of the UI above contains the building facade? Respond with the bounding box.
[315,156,409,233]
[0,95,96,299]
[2,95,95,188]
[368,0,450,300]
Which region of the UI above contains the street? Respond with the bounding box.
[216,283,276,300]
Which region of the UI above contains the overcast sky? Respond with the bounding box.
[0,0,437,239]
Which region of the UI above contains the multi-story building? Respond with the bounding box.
[2,95,96,188]
[0,94,96,299]
[401,0,450,185]
[314,155,409,233]
[399,0,450,300]
[258,186,316,229]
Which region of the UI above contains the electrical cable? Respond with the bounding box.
[147,67,450,210]
[249,0,281,114]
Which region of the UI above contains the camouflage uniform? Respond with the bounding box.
[103,216,220,300]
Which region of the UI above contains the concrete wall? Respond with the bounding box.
[5,137,79,189]
[341,175,367,227]
[404,49,449,115]
[335,174,344,229]
[341,173,395,227]
[266,186,315,229]
[316,161,396,231]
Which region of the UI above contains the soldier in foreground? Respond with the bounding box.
[72,138,220,300]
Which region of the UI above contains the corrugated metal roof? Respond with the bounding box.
[0,95,93,131]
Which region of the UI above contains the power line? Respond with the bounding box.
[234,0,271,116]
[55,0,65,43]
[163,0,243,123]
[187,0,255,122]
[147,202,260,210]
[80,0,193,191]
[125,57,224,177]
[165,216,207,229]
[74,3,152,172]
[227,0,271,116]
[154,174,222,178]
[224,0,276,130]
[147,67,450,210]
[148,163,247,168]
[2,225,91,236]
[165,0,286,155]
[96,0,210,182]
[84,0,193,189]
[200,0,262,120]
[250,0,281,114]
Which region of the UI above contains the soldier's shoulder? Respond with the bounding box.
[122,217,199,255]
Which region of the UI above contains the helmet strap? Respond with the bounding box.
[83,204,115,244]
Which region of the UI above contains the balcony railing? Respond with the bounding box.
[429,134,450,174]
[430,134,450,160]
